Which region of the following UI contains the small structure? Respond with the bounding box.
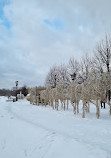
[6,96,16,102]
[17,91,24,99]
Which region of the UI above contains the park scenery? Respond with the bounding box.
[0,0,111,158]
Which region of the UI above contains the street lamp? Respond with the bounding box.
[54,74,56,88]
[15,81,18,101]
[15,81,18,88]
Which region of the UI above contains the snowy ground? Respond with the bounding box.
[0,97,111,158]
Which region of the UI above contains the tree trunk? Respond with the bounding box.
[107,99,111,115]
[82,102,85,118]
[73,103,76,114]
[52,101,54,110]
[67,100,69,110]
[87,102,90,113]
[77,101,79,113]
[109,104,111,115]
[63,100,66,111]
[56,102,58,111]
[96,100,100,119]
[61,101,63,109]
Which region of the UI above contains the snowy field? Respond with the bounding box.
[0,97,111,158]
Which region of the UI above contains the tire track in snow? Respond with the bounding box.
[22,132,55,158]
[6,102,111,157]
[2,101,56,158]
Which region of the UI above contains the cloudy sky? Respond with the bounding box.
[0,0,111,89]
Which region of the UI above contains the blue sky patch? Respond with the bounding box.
[0,0,12,29]
[0,35,5,40]
[43,19,64,30]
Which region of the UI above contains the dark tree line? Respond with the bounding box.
[0,86,28,97]
[12,86,28,97]
[0,89,12,96]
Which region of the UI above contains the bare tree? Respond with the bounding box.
[96,35,111,73]
[45,65,60,88]
[94,35,111,106]
[80,53,92,81]
[58,64,70,87]
[68,57,80,82]
[92,52,104,75]
[45,64,70,88]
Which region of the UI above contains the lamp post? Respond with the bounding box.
[54,74,56,88]
[15,81,18,101]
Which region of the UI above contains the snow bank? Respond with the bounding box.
[0,97,111,158]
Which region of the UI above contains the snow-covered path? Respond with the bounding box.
[0,97,111,158]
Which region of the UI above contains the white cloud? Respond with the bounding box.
[0,0,111,88]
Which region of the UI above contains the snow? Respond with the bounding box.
[0,97,111,158]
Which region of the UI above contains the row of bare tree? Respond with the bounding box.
[30,69,111,118]
[45,35,111,88]
[29,35,111,118]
